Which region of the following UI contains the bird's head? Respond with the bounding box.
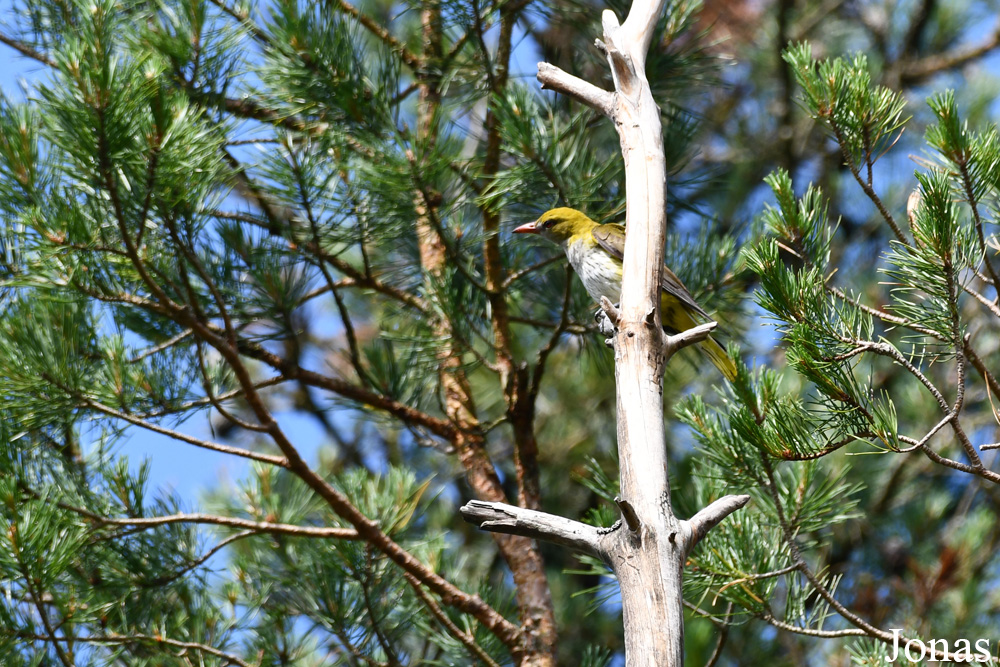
[512,207,597,245]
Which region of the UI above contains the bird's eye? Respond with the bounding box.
[543,217,557,229]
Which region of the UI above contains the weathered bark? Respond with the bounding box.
[414,3,556,665]
[466,2,750,665]
[479,5,558,663]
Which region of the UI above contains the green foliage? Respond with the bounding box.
[784,43,909,169]
[3,0,1000,664]
[679,38,1000,662]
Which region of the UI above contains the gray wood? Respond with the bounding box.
[504,2,753,665]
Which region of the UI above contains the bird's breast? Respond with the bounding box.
[566,239,623,304]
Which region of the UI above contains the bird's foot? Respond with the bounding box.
[595,303,618,344]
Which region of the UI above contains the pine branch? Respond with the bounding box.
[215,327,463,441]
[77,391,292,468]
[404,573,502,667]
[127,328,193,364]
[756,612,866,639]
[194,340,270,433]
[16,555,74,667]
[0,31,56,67]
[206,0,268,45]
[140,531,253,587]
[328,0,422,71]
[828,118,908,244]
[8,631,254,667]
[184,319,523,649]
[956,154,1000,303]
[135,376,287,419]
[210,188,428,315]
[901,434,1000,483]
[79,511,361,538]
[758,452,994,661]
[901,22,1000,83]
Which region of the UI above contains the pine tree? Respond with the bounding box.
[1,0,999,665]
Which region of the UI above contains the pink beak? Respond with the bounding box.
[512,220,540,234]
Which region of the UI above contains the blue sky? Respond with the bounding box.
[0,0,548,505]
[0,2,328,504]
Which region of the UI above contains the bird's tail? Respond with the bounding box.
[701,335,738,381]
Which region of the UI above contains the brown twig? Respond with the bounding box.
[0,32,56,67]
[329,0,422,70]
[404,573,503,667]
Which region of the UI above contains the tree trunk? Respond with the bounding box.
[465,2,749,664]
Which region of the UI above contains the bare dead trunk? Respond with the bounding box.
[464,1,749,665]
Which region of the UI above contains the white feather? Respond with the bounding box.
[564,238,622,304]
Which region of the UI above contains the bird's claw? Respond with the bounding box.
[595,305,618,339]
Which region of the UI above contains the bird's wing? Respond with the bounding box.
[591,223,710,319]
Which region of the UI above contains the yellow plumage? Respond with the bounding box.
[514,207,736,380]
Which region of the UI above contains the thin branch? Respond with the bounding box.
[683,600,731,626]
[195,340,270,433]
[756,453,991,662]
[828,285,942,340]
[225,330,463,441]
[501,254,564,289]
[956,155,1000,303]
[10,631,253,667]
[664,321,718,357]
[684,495,751,554]
[142,530,254,587]
[360,546,403,667]
[403,573,502,667]
[180,319,524,650]
[703,602,732,667]
[901,435,1000,483]
[128,329,193,364]
[530,264,575,399]
[14,546,74,667]
[0,32,56,67]
[828,119,909,244]
[287,143,371,386]
[136,376,287,419]
[207,0,269,45]
[536,62,615,117]
[460,500,606,559]
[735,564,799,582]
[943,240,983,468]
[162,213,239,345]
[966,340,1000,398]
[963,283,1000,317]
[81,394,291,468]
[756,612,866,638]
[901,22,1000,83]
[328,0,422,70]
[774,432,875,461]
[82,511,360,539]
[210,210,428,314]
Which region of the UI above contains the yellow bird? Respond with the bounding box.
[513,207,736,380]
